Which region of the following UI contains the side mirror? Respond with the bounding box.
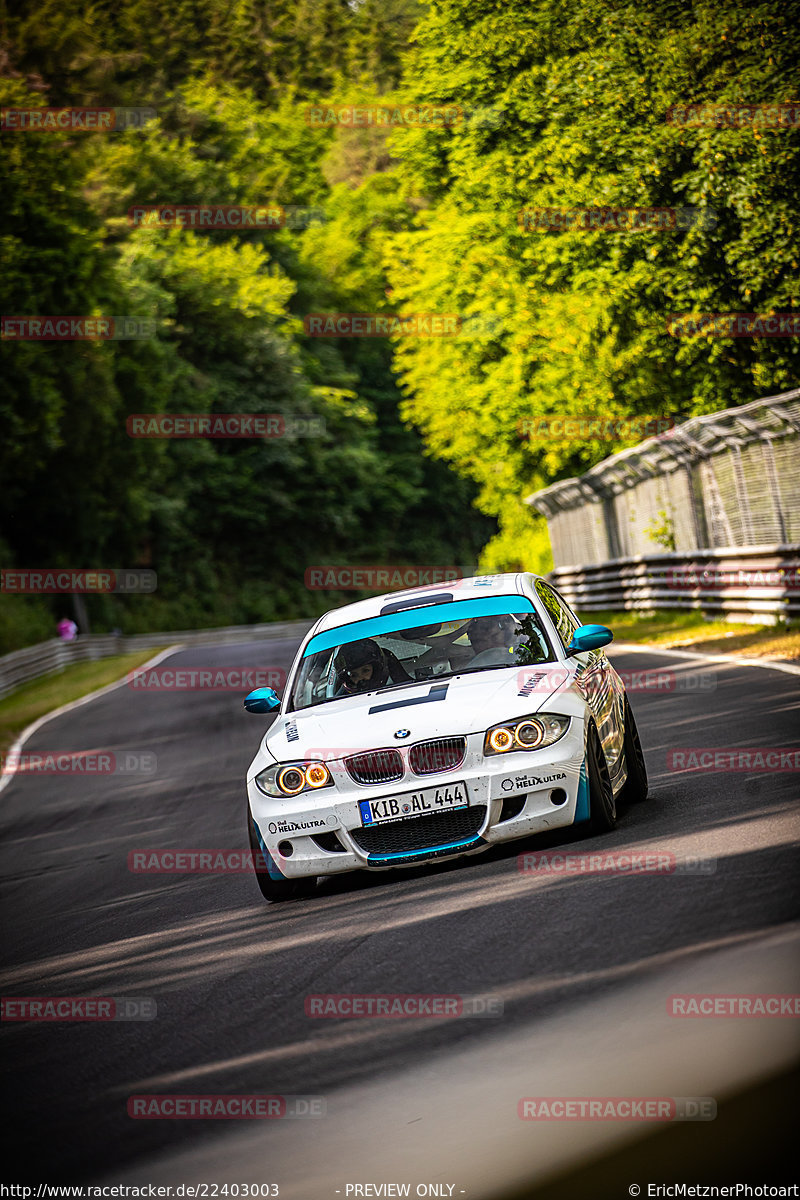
[243,687,281,714]
[565,624,613,657]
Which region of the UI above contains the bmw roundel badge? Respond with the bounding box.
[394,729,411,739]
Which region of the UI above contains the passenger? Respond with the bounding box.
[465,615,517,667]
[334,639,413,694]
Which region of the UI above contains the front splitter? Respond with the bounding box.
[366,835,487,867]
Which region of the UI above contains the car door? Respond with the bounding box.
[534,580,624,773]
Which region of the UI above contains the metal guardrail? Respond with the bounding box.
[550,544,800,624]
[0,619,316,700]
[3,547,797,699]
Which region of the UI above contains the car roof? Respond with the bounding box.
[312,572,540,634]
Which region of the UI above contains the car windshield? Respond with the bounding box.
[289,597,554,711]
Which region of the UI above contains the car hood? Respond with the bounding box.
[264,663,575,763]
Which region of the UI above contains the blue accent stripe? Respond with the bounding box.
[303,595,535,657]
[367,834,483,864]
[573,761,591,823]
[251,814,288,880]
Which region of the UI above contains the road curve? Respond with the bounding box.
[1,635,798,1187]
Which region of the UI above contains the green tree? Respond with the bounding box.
[385,0,800,568]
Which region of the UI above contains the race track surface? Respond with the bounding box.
[1,636,798,1186]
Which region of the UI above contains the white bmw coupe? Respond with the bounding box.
[243,573,647,901]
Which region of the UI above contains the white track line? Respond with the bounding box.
[614,640,800,677]
[0,644,184,796]
[3,638,796,800]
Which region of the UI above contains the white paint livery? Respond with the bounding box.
[244,573,645,898]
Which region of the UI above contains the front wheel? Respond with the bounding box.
[620,696,648,804]
[247,807,316,902]
[587,723,617,833]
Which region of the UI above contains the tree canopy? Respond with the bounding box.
[1,0,796,648]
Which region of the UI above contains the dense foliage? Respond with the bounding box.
[0,0,488,648]
[1,0,797,649]
[387,0,800,567]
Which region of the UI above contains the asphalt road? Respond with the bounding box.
[1,636,798,1186]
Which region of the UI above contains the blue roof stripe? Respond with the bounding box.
[302,595,535,657]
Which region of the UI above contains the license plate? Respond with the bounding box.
[359,782,468,826]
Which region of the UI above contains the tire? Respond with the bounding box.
[247,807,316,902]
[587,722,617,833]
[620,696,649,804]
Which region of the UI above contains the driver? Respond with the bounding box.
[334,639,412,694]
[465,615,517,667]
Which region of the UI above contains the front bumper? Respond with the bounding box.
[247,721,588,879]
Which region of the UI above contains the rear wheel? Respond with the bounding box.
[247,807,316,902]
[620,696,648,804]
[587,723,617,833]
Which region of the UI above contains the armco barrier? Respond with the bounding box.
[0,620,315,700]
[549,545,800,624]
[3,548,797,699]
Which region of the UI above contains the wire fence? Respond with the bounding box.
[526,388,800,567]
[526,388,800,621]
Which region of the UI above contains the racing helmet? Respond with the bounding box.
[334,639,388,690]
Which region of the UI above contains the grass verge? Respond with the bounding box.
[0,649,168,760]
[584,609,800,663]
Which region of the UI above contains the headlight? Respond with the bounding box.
[305,763,330,788]
[255,761,333,797]
[277,766,306,795]
[488,726,515,753]
[484,713,570,756]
